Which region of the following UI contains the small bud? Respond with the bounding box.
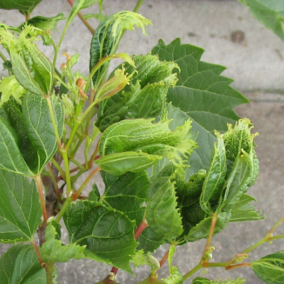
[60,63,67,71]
[62,52,71,62]
[76,78,86,89]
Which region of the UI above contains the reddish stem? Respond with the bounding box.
[159,250,169,268]
[66,0,95,34]
[134,219,149,239]
[226,263,252,270]
[32,240,45,267]
[35,175,48,223]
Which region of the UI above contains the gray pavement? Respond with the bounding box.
[0,0,284,283]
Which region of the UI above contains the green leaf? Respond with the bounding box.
[221,151,253,212]
[192,278,246,284]
[0,114,33,176]
[0,75,26,106]
[230,193,264,222]
[200,133,227,213]
[240,0,284,42]
[252,251,284,284]
[96,151,162,176]
[63,201,137,272]
[0,170,42,243]
[100,171,148,224]
[152,38,249,175]
[19,13,66,32]
[40,223,86,263]
[22,93,64,173]
[184,212,230,242]
[99,118,196,170]
[146,177,183,240]
[0,0,43,16]
[132,250,160,276]
[137,227,164,253]
[10,47,44,96]
[0,244,46,284]
[90,11,151,85]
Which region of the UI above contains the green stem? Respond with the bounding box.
[133,0,145,13]
[65,120,81,150]
[46,261,55,284]
[55,197,72,222]
[205,262,227,268]
[72,167,101,200]
[51,157,66,180]
[242,237,267,254]
[0,50,7,61]
[60,148,72,195]
[70,138,85,159]
[269,215,284,235]
[270,234,284,240]
[70,158,85,171]
[183,263,202,281]
[35,175,48,223]
[46,97,61,148]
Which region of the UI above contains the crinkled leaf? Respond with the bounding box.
[137,227,164,253]
[97,54,178,132]
[184,212,230,242]
[0,0,43,16]
[40,223,86,263]
[100,171,148,224]
[252,251,284,284]
[0,170,41,243]
[230,193,264,222]
[63,201,137,272]
[162,266,183,284]
[200,133,227,214]
[146,177,183,240]
[90,11,151,85]
[240,0,284,42]
[132,250,160,275]
[22,93,64,173]
[192,278,246,284]
[99,118,196,168]
[19,13,66,32]
[152,38,249,175]
[0,244,46,284]
[0,75,25,106]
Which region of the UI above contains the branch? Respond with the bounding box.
[66,0,95,35]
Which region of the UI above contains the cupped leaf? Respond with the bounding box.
[40,223,86,263]
[0,0,43,16]
[184,212,230,242]
[239,0,284,42]
[252,251,284,284]
[146,177,183,240]
[90,11,151,85]
[162,266,183,284]
[200,133,227,214]
[22,93,64,173]
[100,171,149,224]
[0,244,46,284]
[0,75,26,106]
[0,170,42,243]
[63,201,137,272]
[230,193,264,222]
[152,38,249,175]
[97,54,178,132]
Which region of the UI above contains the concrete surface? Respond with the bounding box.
[0,0,284,283]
